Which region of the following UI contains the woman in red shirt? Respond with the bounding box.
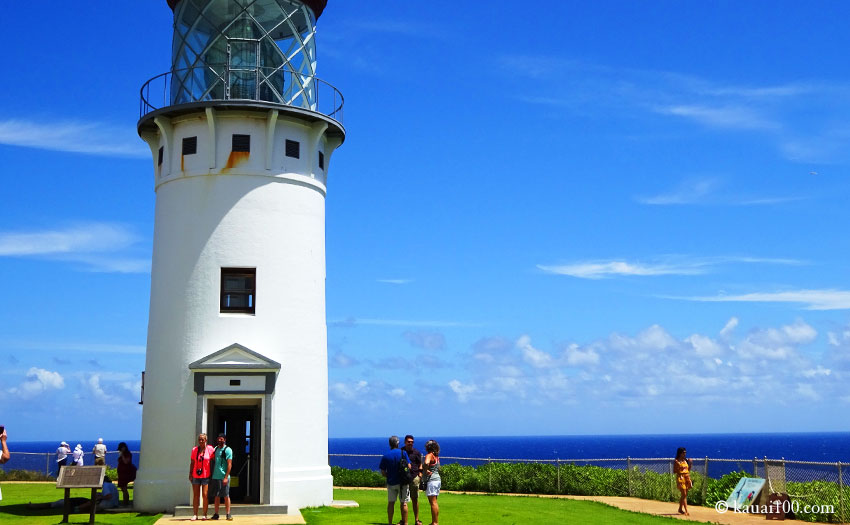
[189,433,215,521]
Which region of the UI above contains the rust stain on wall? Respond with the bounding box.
[223,151,250,172]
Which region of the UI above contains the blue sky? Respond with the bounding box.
[2,2,850,441]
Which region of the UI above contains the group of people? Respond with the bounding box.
[54,439,136,506]
[188,432,234,521]
[55,438,110,468]
[379,435,441,525]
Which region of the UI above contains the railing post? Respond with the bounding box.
[838,462,844,524]
[627,457,632,497]
[702,457,708,504]
[557,459,561,494]
[670,460,676,501]
[46,453,50,476]
[753,457,758,477]
[488,457,492,493]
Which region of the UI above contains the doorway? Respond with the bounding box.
[210,403,261,503]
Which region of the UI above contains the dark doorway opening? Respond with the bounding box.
[210,404,261,503]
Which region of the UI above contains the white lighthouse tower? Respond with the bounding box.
[134,0,343,513]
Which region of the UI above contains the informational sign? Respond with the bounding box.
[726,477,766,509]
[56,466,106,488]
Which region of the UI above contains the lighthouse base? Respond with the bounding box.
[271,466,333,509]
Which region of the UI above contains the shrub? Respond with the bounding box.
[0,469,55,481]
[331,466,384,487]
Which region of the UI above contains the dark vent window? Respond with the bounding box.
[182,136,197,155]
[232,134,251,152]
[318,151,325,170]
[221,267,256,314]
[285,139,300,159]
[158,146,164,166]
[229,379,241,386]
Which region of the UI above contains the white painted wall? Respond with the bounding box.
[134,110,337,512]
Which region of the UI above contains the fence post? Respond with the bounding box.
[556,459,561,494]
[45,453,50,476]
[838,462,844,524]
[488,457,492,493]
[627,457,632,497]
[702,457,708,504]
[753,457,758,477]
[670,460,676,501]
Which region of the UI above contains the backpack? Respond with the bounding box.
[397,449,413,484]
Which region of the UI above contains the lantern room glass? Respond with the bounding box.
[170,0,318,109]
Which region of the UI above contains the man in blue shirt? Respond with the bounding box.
[379,435,411,525]
[210,433,233,521]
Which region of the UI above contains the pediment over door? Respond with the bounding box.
[189,343,281,371]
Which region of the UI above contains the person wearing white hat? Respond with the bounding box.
[56,441,71,474]
[93,438,107,466]
[72,444,84,466]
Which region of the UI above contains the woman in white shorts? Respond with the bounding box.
[422,440,441,525]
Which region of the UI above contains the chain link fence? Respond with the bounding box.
[329,454,849,523]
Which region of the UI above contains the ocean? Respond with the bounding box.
[8,432,850,475]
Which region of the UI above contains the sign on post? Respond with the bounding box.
[55,466,106,524]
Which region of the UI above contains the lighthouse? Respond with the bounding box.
[134,0,344,513]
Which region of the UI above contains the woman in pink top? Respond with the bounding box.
[189,433,215,521]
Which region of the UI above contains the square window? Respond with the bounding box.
[182,136,197,155]
[221,268,256,314]
[285,139,300,159]
[318,151,325,170]
[158,146,164,166]
[232,134,250,152]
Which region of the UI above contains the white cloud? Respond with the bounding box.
[377,278,413,285]
[636,178,718,205]
[679,290,850,310]
[0,119,148,158]
[5,341,145,355]
[720,317,739,339]
[8,367,65,399]
[517,335,553,368]
[448,379,477,402]
[686,334,724,357]
[403,330,447,351]
[654,104,778,131]
[540,256,800,280]
[0,223,138,256]
[0,223,148,274]
[564,344,600,366]
[801,366,831,378]
[795,383,820,401]
[330,318,481,328]
[330,380,369,401]
[538,261,703,279]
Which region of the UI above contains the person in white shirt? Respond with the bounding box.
[93,438,107,466]
[56,441,71,473]
[72,444,84,466]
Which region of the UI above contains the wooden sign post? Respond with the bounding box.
[55,465,106,524]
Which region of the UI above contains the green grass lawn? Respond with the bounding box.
[1,484,712,524]
[304,489,711,525]
[0,483,160,524]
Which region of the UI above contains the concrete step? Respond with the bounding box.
[174,504,289,517]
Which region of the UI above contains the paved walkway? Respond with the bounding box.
[562,495,771,524]
[154,515,305,524]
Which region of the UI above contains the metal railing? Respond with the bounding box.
[139,65,344,124]
[1,450,140,478]
[328,453,849,523]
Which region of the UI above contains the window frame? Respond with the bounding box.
[220,267,256,314]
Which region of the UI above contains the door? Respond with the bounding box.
[210,405,261,503]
